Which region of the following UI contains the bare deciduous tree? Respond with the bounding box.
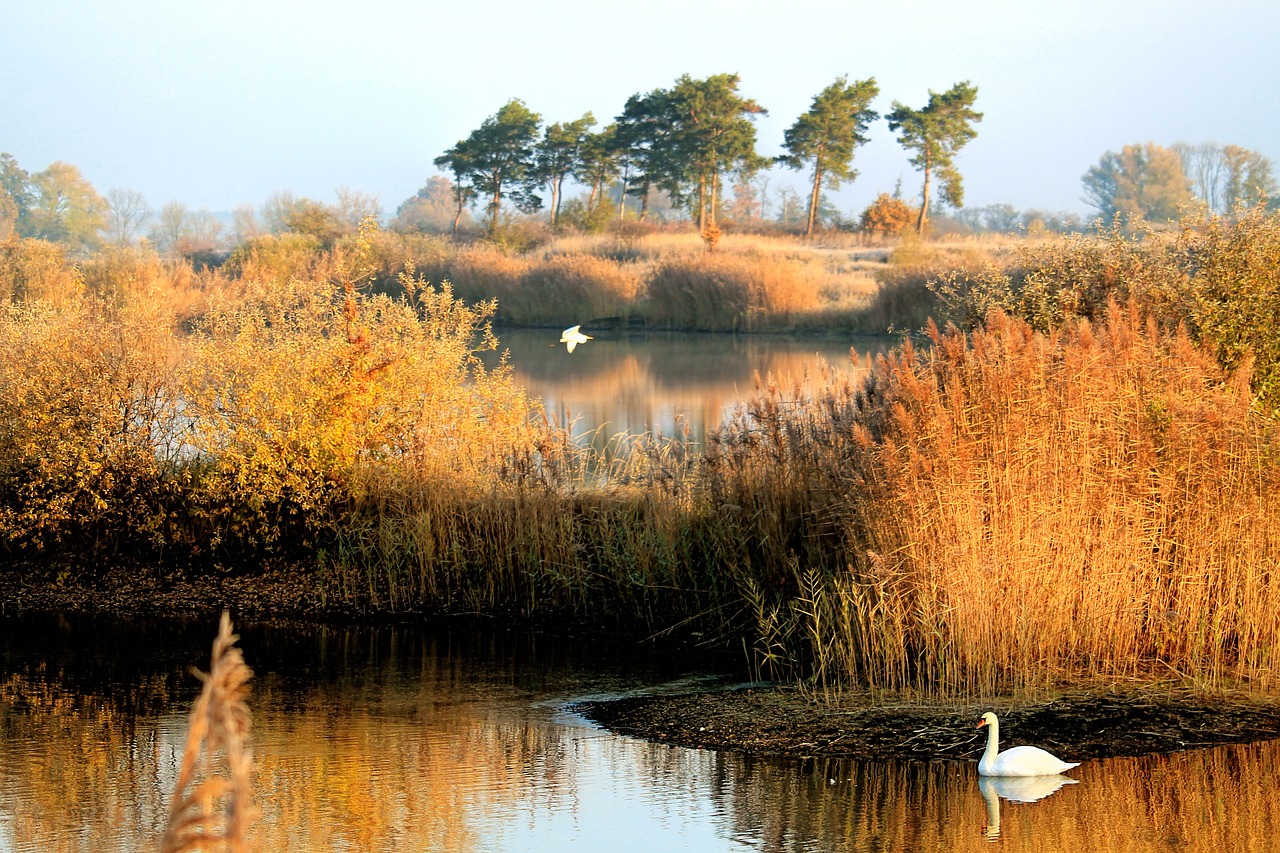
[105,188,153,246]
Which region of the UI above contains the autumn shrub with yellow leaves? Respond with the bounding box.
[0,225,544,573]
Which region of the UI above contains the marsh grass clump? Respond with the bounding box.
[511,254,641,325]
[783,306,1280,698]
[646,251,822,331]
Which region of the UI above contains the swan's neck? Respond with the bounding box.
[983,718,1000,763]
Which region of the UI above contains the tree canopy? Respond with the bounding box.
[534,112,595,228]
[886,82,982,234]
[19,161,108,251]
[664,74,768,231]
[438,100,543,236]
[779,76,880,237]
[1082,142,1193,223]
[608,74,767,231]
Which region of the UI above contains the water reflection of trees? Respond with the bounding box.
[492,328,885,444]
[0,669,172,852]
[0,622,697,852]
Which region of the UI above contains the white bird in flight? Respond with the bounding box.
[559,325,593,353]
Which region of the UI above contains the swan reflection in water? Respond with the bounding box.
[979,774,1078,841]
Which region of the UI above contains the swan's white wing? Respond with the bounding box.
[988,745,1078,776]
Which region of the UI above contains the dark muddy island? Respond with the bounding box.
[576,687,1280,763]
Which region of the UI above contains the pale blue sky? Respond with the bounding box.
[3,0,1276,220]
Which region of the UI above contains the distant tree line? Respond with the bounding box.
[433,74,982,239]
[1082,141,1276,224]
[6,95,1276,261]
[1,149,385,260]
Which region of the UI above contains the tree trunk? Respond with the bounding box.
[488,175,502,236]
[697,174,707,232]
[618,165,631,219]
[550,176,562,228]
[916,147,931,234]
[708,171,718,229]
[806,165,823,237]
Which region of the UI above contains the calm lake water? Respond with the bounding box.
[487,327,891,444]
[2,614,1278,853]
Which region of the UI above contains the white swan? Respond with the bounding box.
[559,325,593,353]
[977,711,1079,777]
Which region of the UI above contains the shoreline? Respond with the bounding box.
[575,687,1280,763]
[9,571,1280,765]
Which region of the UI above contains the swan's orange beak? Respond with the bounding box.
[976,718,987,728]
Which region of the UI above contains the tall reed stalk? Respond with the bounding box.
[161,612,257,853]
[815,305,1280,697]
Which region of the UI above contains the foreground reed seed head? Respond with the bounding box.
[161,611,257,853]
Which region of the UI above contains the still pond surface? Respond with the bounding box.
[486,327,889,445]
[2,615,1279,853]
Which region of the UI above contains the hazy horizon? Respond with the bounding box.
[4,0,1277,221]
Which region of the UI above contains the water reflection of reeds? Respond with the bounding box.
[5,618,1279,852]
[712,742,1280,852]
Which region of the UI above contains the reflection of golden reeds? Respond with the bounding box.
[721,740,1280,852]
[161,611,257,853]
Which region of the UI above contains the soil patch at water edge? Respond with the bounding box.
[575,687,1280,762]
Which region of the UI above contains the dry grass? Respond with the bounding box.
[161,612,257,853]
[646,251,824,331]
[437,230,905,329]
[789,306,1280,697]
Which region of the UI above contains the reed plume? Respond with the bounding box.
[161,611,257,853]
